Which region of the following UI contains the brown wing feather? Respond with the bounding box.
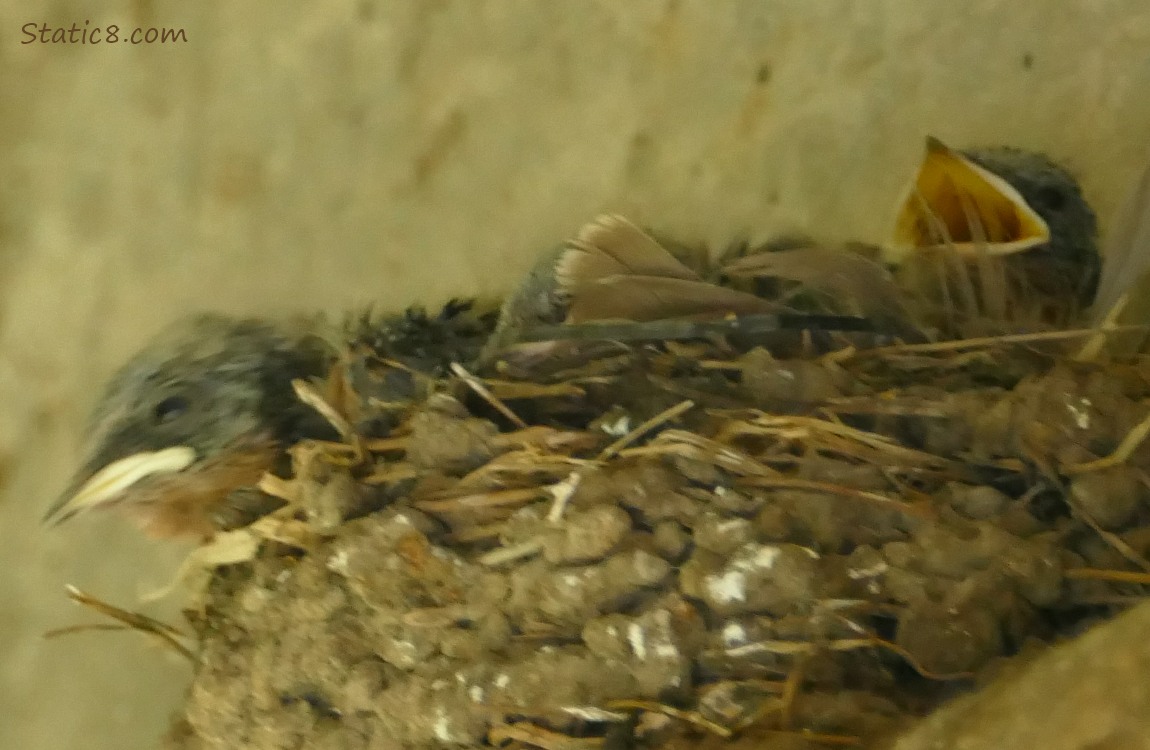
[566,275,777,323]
[556,214,702,290]
[722,245,910,321]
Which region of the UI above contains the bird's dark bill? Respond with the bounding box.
[892,136,1050,259]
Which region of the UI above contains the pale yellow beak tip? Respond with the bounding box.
[45,446,197,525]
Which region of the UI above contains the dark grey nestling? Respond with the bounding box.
[965,146,1100,306]
[46,302,498,540]
[892,138,1102,329]
[45,314,335,539]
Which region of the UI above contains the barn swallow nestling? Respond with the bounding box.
[45,305,497,540]
[890,137,1100,326]
[478,215,888,367]
[43,315,337,539]
[480,215,780,359]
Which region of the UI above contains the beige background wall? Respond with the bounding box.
[4,1,1150,747]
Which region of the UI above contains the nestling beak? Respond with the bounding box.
[44,446,197,526]
[890,136,1050,262]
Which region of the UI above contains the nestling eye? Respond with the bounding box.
[1035,185,1067,212]
[153,395,190,424]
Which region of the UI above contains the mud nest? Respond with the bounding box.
[156,314,1150,750]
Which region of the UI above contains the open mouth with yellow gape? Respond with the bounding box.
[892,136,1052,259]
